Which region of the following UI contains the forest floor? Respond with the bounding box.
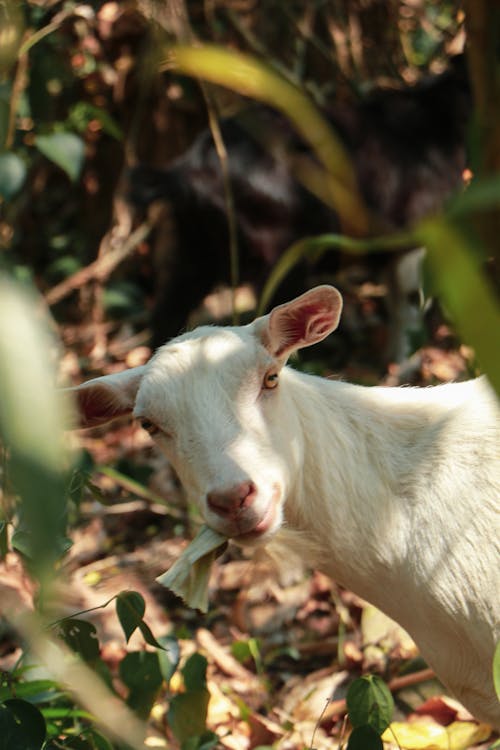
[0,287,495,750]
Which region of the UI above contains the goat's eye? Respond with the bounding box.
[263,370,279,390]
[139,418,159,435]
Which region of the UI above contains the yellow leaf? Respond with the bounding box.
[382,719,491,750]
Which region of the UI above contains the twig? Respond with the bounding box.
[310,697,332,750]
[196,627,261,689]
[45,220,152,307]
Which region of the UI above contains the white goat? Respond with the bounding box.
[71,286,500,728]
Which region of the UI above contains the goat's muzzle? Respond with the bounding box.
[206,481,278,540]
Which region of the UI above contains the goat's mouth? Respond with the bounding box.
[232,492,281,545]
[235,506,274,541]
[205,484,282,543]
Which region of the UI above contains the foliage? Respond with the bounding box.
[0,274,204,748]
[494,641,500,702]
[0,588,210,749]
[0,2,499,748]
[346,675,393,749]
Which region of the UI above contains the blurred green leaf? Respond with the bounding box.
[58,619,100,662]
[119,651,163,694]
[115,591,164,649]
[0,153,26,200]
[68,102,123,141]
[168,689,210,744]
[182,730,219,750]
[0,678,62,704]
[418,218,500,394]
[86,730,114,750]
[151,653,210,738]
[119,651,163,719]
[494,641,500,701]
[0,83,10,150]
[157,634,180,684]
[258,231,411,315]
[0,698,46,750]
[35,132,85,182]
[0,520,7,559]
[347,724,384,750]
[346,675,394,735]
[0,0,24,72]
[137,619,164,651]
[56,737,93,749]
[448,175,500,217]
[40,707,93,720]
[102,281,145,319]
[116,591,145,643]
[168,43,370,234]
[0,275,72,577]
[182,653,207,691]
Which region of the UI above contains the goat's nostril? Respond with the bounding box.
[207,481,256,516]
[239,481,256,508]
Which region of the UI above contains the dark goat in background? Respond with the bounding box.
[129,57,470,361]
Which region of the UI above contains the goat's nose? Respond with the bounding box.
[207,481,256,517]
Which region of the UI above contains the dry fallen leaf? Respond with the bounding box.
[382,718,492,750]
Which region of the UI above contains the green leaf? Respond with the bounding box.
[68,102,123,141]
[448,175,500,217]
[0,275,70,579]
[116,591,145,643]
[182,653,207,691]
[87,729,114,750]
[231,640,253,663]
[346,675,394,735]
[418,217,500,395]
[137,619,164,650]
[58,619,100,662]
[119,651,163,693]
[347,724,384,750]
[257,231,410,316]
[170,44,370,233]
[0,153,26,200]
[0,82,11,149]
[119,651,163,719]
[494,641,500,701]
[0,520,7,559]
[34,132,85,182]
[0,699,46,750]
[182,730,219,750]
[168,689,210,743]
[41,707,93,720]
[0,0,24,73]
[57,738,93,749]
[0,678,61,703]
[0,703,20,750]
[157,634,180,683]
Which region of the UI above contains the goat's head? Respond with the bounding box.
[70,286,342,542]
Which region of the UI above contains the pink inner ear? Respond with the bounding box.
[275,305,336,355]
[268,287,342,358]
[307,312,335,339]
[77,384,129,427]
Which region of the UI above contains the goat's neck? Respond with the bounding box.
[279,368,445,599]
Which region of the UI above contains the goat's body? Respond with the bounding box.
[72,285,500,727]
[274,372,500,724]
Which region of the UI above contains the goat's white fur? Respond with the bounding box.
[71,286,500,727]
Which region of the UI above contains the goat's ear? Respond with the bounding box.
[66,366,146,428]
[260,285,343,359]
